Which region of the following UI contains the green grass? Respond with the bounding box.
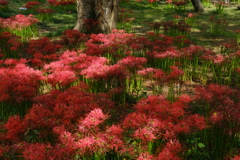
[1,0,240,50]
[119,0,240,50]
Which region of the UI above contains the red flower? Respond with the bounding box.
[133,127,157,142]
[80,108,109,129]
[4,115,27,141]
[22,143,52,160]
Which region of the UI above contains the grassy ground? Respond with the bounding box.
[1,0,240,49]
[119,0,240,51]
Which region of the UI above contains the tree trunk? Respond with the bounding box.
[191,0,205,12]
[74,0,119,33]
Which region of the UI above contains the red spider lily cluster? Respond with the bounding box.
[148,0,159,3]
[173,0,188,6]
[48,0,76,6]
[58,29,88,50]
[150,14,193,36]
[0,32,22,58]
[0,14,39,30]
[24,1,40,9]
[0,0,240,158]
[0,0,9,8]
[0,28,239,159]
[36,8,55,14]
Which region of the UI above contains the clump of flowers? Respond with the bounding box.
[24,1,40,10]
[0,14,39,40]
[48,0,76,12]
[184,13,196,26]
[194,83,240,159]
[48,0,76,6]
[161,19,191,37]
[85,30,134,60]
[0,61,44,103]
[122,94,205,158]
[173,0,188,12]
[0,0,9,10]
[28,37,62,56]
[58,29,88,50]
[0,31,22,59]
[36,8,55,22]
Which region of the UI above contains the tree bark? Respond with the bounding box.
[74,0,119,33]
[191,0,205,12]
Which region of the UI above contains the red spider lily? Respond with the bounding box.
[133,127,157,142]
[168,66,184,79]
[0,62,44,103]
[0,14,39,30]
[156,140,182,160]
[0,31,22,58]
[122,94,206,148]
[25,1,40,9]
[0,32,22,48]
[153,47,182,58]
[166,0,173,3]
[0,0,9,7]
[187,13,195,18]
[178,94,192,104]
[37,8,55,14]
[4,115,27,141]
[173,0,188,6]
[25,104,56,129]
[195,84,240,125]
[22,143,52,160]
[48,0,76,6]
[30,52,58,68]
[232,155,240,160]
[210,112,223,124]
[148,0,159,2]
[117,55,147,70]
[28,37,62,56]
[181,45,207,58]
[137,152,154,160]
[80,58,126,80]
[137,67,156,77]
[80,108,109,129]
[44,51,115,84]
[122,112,149,129]
[138,66,184,84]
[105,125,124,138]
[85,30,134,56]
[58,29,88,49]
[47,70,77,87]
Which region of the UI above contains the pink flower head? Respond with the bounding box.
[80,108,109,128]
[0,0,9,6]
[47,70,77,87]
[232,155,240,160]
[117,55,147,70]
[106,125,124,138]
[178,94,192,104]
[22,143,52,160]
[137,152,154,160]
[187,13,195,18]
[133,127,156,142]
